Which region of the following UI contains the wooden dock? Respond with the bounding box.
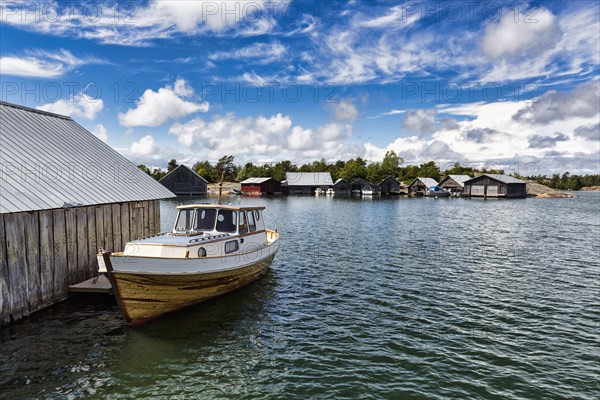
[69,275,112,294]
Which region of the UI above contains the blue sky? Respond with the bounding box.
[1,0,599,174]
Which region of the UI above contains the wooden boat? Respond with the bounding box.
[98,204,279,326]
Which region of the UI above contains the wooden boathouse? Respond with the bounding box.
[282,172,333,195]
[0,101,175,325]
[240,178,281,195]
[463,174,527,198]
[159,164,208,195]
[439,175,471,194]
[408,177,438,195]
[333,179,351,195]
[379,176,401,195]
[352,178,380,195]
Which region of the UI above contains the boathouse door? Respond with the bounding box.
[471,185,485,196]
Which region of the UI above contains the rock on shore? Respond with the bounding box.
[580,186,600,191]
[526,181,576,198]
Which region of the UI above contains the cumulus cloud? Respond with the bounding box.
[528,132,569,149]
[464,128,502,143]
[38,92,104,120]
[481,8,562,60]
[130,135,158,157]
[169,112,353,162]
[91,124,108,142]
[335,100,359,122]
[513,82,600,125]
[402,109,437,133]
[0,49,108,78]
[118,79,209,127]
[574,123,600,141]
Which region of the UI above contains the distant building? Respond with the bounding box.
[282,172,333,195]
[352,178,380,194]
[240,178,281,195]
[408,177,439,195]
[439,175,471,194]
[159,165,208,195]
[0,101,175,326]
[463,174,526,198]
[333,179,351,195]
[379,176,401,194]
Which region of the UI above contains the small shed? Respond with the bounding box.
[282,172,333,195]
[352,178,380,194]
[379,176,401,195]
[159,165,208,195]
[241,178,281,195]
[0,101,175,325]
[408,177,439,195]
[439,175,471,194]
[463,174,526,198]
[333,179,351,195]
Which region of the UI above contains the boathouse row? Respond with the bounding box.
[0,101,175,326]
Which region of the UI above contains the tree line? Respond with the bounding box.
[137,151,599,190]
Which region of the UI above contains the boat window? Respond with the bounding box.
[216,209,237,233]
[195,208,217,231]
[239,211,248,235]
[198,247,207,257]
[225,240,239,254]
[255,210,260,221]
[247,211,256,232]
[174,209,193,232]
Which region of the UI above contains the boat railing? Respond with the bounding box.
[189,233,230,244]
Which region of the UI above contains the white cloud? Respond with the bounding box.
[169,112,354,162]
[481,8,562,60]
[38,92,104,120]
[130,135,158,157]
[335,100,358,122]
[0,49,107,78]
[209,42,286,64]
[402,109,437,133]
[91,124,108,142]
[118,79,209,127]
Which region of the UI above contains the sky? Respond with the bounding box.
[1,0,599,175]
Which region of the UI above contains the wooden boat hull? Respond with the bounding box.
[104,252,277,326]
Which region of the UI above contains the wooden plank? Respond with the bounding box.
[76,207,89,282]
[112,204,122,252]
[52,210,68,299]
[103,205,113,252]
[142,201,151,237]
[0,214,10,325]
[130,201,143,241]
[87,207,98,275]
[148,201,156,236]
[65,209,78,285]
[154,200,161,233]
[69,275,111,294]
[39,210,54,305]
[4,213,27,321]
[121,203,130,246]
[95,206,105,250]
[22,212,41,313]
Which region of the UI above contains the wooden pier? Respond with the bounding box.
[69,275,112,294]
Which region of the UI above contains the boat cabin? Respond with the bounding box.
[114,204,272,260]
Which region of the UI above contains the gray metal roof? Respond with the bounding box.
[159,164,209,183]
[240,177,274,184]
[284,172,333,186]
[0,101,175,214]
[414,177,439,187]
[443,175,471,187]
[466,174,526,184]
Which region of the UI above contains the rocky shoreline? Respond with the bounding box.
[526,181,576,198]
[580,186,600,191]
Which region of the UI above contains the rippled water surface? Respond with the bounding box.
[2,193,599,399]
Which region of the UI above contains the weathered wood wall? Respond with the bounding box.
[0,200,160,326]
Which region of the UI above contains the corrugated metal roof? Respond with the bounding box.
[285,172,333,186]
[240,177,273,184]
[416,177,439,187]
[446,175,471,187]
[159,164,209,183]
[0,101,175,214]
[465,174,525,184]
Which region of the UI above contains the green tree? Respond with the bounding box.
[215,155,237,182]
[339,157,367,182]
[381,150,402,178]
[137,164,150,175]
[167,159,178,172]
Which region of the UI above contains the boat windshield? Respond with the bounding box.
[194,208,217,231]
[215,209,237,233]
[174,209,194,233]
